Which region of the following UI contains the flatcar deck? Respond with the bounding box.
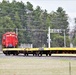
[2,47,76,56]
[2,47,76,51]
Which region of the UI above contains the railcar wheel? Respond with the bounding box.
[26,53,28,56]
[33,53,35,56]
[15,52,19,55]
[46,53,48,56]
[4,53,8,56]
[5,53,10,56]
[49,54,51,56]
[39,52,42,56]
[24,53,28,56]
[13,52,16,55]
[49,51,51,56]
[24,53,26,56]
[35,51,40,56]
[4,51,10,56]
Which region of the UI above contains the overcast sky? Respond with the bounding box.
[0,0,76,28]
[0,0,76,18]
[5,0,75,18]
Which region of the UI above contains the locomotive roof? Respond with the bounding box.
[3,32,17,35]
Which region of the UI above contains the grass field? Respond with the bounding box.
[0,56,76,75]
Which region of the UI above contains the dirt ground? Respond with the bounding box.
[0,56,76,75]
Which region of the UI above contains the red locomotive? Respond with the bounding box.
[2,32,18,48]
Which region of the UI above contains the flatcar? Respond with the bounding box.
[2,32,76,56]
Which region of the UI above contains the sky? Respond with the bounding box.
[0,0,76,29]
[7,0,76,18]
[0,0,76,18]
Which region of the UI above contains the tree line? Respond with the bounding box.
[0,0,70,47]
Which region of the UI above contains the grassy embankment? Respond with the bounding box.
[0,56,76,75]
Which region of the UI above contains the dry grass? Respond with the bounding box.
[0,56,76,75]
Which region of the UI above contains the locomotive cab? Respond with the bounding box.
[2,32,18,48]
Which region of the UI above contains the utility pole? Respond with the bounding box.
[64,29,66,47]
[48,26,51,48]
[16,28,18,35]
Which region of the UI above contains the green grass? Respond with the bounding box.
[0,56,76,75]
